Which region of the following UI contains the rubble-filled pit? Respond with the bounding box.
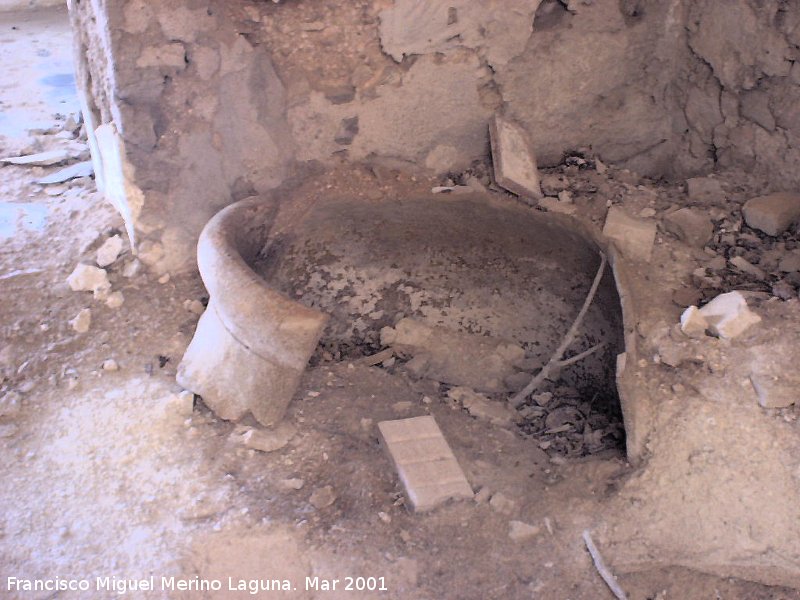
[254,193,626,458]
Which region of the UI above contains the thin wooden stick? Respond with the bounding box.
[582,529,628,600]
[555,342,606,368]
[510,252,607,408]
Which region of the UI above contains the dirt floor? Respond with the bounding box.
[2,6,800,600]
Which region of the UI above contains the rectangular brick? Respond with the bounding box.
[378,416,473,512]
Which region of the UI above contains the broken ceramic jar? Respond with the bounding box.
[176,197,328,426]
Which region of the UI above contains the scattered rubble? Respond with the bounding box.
[168,390,195,418]
[69,308,92,333]
[236,422,297,453]
[489,492,517,516]
[663,208,713,248]
[694,291,761,340]
[381,318,526,393]
[279,478,305,491]
[183,299,205,315]
[447,387,517,426]
[66,263,110,296]
[488,114,542,200]
[96,235,124,267]
[105,291,125,309]
[686,177,725,204]
[0,149,72,166]
[37,160,93,184]
[309,485,337,509]
[508,520,541,542]
[378,416,473,512]
[742,192,800,236]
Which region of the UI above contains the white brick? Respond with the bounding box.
[378,416,473,512]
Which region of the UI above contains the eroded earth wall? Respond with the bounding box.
[69,0,800,272]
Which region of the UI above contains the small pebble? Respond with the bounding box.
[102,359,119,371]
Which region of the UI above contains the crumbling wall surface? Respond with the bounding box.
[498,0,685,175]
[237,0,689,184]
[676,0,800,186]
[68,0,294,274]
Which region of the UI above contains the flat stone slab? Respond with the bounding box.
[378,415,473,512]
[489,114,542,199]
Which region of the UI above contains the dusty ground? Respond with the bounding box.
[2,6,800,600]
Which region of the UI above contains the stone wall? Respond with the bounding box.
[69,0,800,273]
[674,0,800,189]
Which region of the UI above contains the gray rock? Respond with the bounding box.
[729,256,766,280]
[686,177,725,204]
[309,485,337,509]
[540,173,570,197]
[509,520,541,542]
[742,193,800,236]
[447,387,517,426]
[663,208,713,248]
[237,422,297,453]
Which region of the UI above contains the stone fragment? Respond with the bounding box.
[237,422,297,453]
[639,207,657,218]
[381,318,525,393]
[280,478,305,490]
[680,306,708,338]
[0,391,21,419]
[537,197,577,215]
[105,291,125,309]
[540,173,570,197]
[750,374,795,409]
[309,485,337,509]
[137,241,165,267]
[96,235,124,267]
[779,252,800,273]
[489,492,516,515]
[378,416,473,512]
[183,299,205,315]
[0,149,71,166]
[67,263,110,294]
[489,115,542,199]
[729,256,766,280]
[603,207,656,262]
[663,208,713,248]
[102,359,119,371]
[0,423,17,438]
[742,192,800,236]
[70,308,92,333]
[474,486,491,504]
[772,281,796,300]
[169,390,195,418]
[686,177,725,204]
[447,387,517,426]
[509,520,541,542]
[424,144,459,174]
[37,161,93,184]
[697,291,760,339]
